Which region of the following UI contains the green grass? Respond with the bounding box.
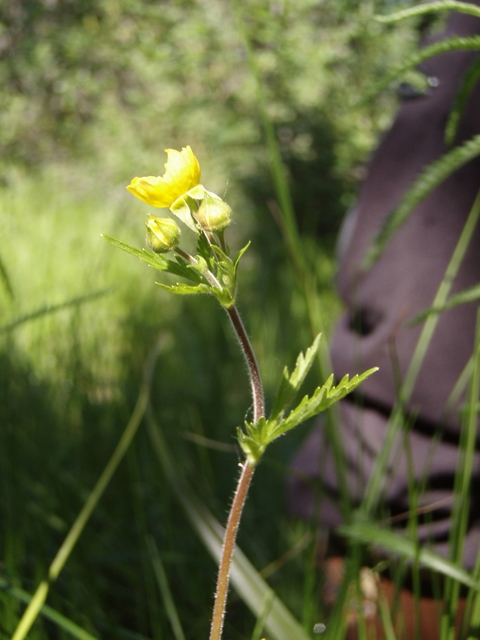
[4,148,480,640]
[3,1,480,638]
[0,163,341,638]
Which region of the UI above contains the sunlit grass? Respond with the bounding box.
[0,161,342,637]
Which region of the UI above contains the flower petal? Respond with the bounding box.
[126,146,202,209]
[127,176,174,208]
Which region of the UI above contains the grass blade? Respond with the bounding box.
[339,522,480,591]
[409,283,480,325]
[441,309,480,637]
[10,342,161,640]
[146,535,186,640]
[364,134,480,268]
[363,188,480,513]
[445,56,480,145]
[0,289,113,334]
[0,575,97,639]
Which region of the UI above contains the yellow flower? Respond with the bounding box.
[127,146,201,209]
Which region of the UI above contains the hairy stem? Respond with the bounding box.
[226,305,265,423]
[209,461,255,640]
[209,305,265,640]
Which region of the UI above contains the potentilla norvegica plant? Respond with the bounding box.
[104,146,377,640]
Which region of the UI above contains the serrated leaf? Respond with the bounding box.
[270,368,378,439]
[156,282,211,296]
[339,520,480,591]
[409,283,480,326]
[103,234,202,282]
[270,333,322,420]
[239,367,378,463]
[364,133,480,269]
[375,1,480,24]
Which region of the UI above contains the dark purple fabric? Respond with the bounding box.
[289,7,480,568]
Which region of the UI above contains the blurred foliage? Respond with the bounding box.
[1,0,418,238]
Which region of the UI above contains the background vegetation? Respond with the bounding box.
[0,0,424,637]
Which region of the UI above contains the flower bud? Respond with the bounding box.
[145,215,181,253]
[195,190,232,232]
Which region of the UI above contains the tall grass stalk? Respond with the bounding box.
[362,188,480,515]
[441,309,480,640]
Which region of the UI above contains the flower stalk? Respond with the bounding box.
[104,145,377,640]
[209,303,265,640]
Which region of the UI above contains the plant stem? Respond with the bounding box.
[226,305,265,423]
[209,461,255,640]
[209,304,265,640]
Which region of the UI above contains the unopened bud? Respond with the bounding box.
[145,215,181,253]
[195,191,232,232]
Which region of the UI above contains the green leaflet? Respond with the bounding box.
[196,232,216,271]
[270,332,322,420]
[238,366,378,466]
[156,282,212,296]
[104,234,250,309]
[270,369,378,439]
[233,240,251,271]
[102,234,201,282]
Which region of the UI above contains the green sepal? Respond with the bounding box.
[156,282,211,296]
[270,333,322,420]
[102,235,202,283]
[170,195,199,233]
